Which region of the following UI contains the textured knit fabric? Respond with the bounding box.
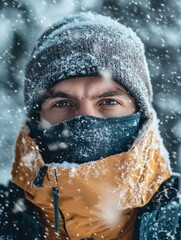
[28,113,141,164]
[24,12,152,119]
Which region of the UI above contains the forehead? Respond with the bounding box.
[50,76,128,95]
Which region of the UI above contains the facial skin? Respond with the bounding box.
[40,76,137,125]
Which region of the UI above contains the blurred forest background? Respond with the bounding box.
[0,0,181,184]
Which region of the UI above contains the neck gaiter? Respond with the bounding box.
[29,112,141,164]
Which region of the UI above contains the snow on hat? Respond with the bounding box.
[24,12,153,120]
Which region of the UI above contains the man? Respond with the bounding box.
[0,12,180,240]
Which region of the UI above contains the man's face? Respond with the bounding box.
[40,76,137,125]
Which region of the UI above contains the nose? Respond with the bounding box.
[75,102,96,117]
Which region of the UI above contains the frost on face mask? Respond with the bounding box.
[29,113,141,164]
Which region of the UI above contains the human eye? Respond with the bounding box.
[53,100,71,108]
[101,99,119,105]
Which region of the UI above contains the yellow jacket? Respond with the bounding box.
[11,113,171,240]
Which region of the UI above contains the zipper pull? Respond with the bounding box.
[33,166,48,187]
[53,187,60,232]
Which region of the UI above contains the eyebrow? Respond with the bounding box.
[90,88,128,100]
[43,91,77,101]
[43,87,129,101]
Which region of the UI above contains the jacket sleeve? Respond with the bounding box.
[138,197,181,239]
[134,175,181,240]
[0,181,44,240]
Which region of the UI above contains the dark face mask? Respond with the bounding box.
[29,112,141,164]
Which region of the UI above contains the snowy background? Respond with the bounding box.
[0,0,181,184]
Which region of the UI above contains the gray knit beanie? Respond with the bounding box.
[24,12,153,120]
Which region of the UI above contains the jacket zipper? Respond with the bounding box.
[53,186,60,232]
[53,169,69,236]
